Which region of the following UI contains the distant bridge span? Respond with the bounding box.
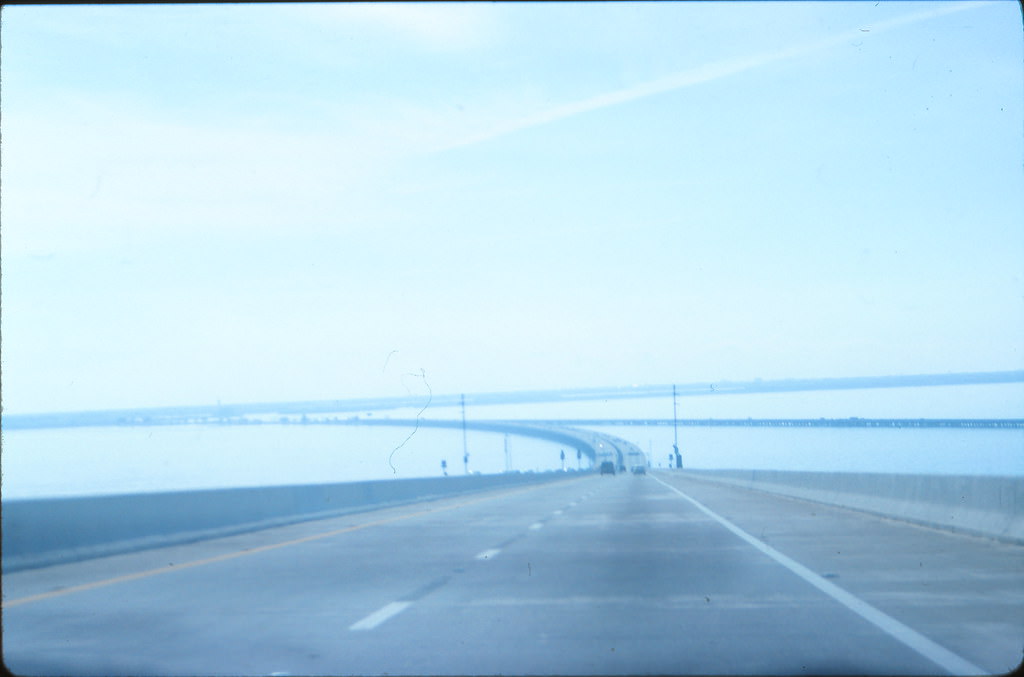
[4,370,1021,430]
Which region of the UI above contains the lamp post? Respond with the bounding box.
[461,393,469,474]
[672,384,682,469]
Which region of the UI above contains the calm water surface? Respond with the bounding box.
[2,424,573,499]
[3,422,1021,500]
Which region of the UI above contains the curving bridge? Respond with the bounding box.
[6,369,1021,431]
[331,417,646,469]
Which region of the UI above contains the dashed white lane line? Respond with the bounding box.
[349,601,412,631]
[568,502,577,507]
[553,509,564,516]
[475,548,501,560]
[651,475,984,677]
[528,522,544,530]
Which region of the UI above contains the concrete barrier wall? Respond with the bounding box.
[2,471,580,572]
[679,469,1024,544]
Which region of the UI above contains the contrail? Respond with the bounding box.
[445,1,990,150]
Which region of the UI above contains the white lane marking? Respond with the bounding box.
[553,509,564,516]
[349,601,412,631]
[651,475,984,676]
[569,502,578,507]
[475,548,501,560]
[528,522,544,530]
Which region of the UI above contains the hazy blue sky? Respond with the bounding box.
[2,2,1022,414]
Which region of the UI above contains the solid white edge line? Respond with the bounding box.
[475,548,501,560]
[651,475,985,677]
[349,601,412,631]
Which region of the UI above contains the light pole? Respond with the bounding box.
[672,384,682,468]
[461,393,469,474]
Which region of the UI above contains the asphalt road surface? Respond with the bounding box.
[4,471,1022,675]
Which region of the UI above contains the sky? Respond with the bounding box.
[1,1,1022,415]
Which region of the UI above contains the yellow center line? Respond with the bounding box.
[2,478,586,609]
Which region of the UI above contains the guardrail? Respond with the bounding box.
[677,469,1024,544]
[2,471,581,572]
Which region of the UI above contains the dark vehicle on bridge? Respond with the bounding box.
[632,465,647,475]
[599,461,616,475]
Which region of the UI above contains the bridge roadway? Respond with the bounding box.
[8,369,1022,430]
[4,472,1022,675]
